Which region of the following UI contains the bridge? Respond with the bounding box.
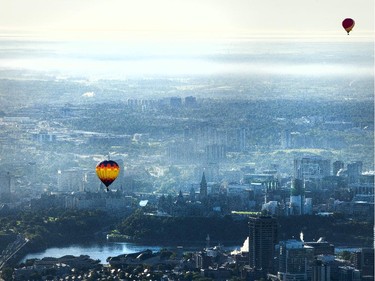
[0,235,29,270]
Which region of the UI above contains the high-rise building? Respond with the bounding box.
[351,174,374,195]
[236,128,247,151]
[311,259,330,281]
[205,144,226,163]
[57,168,86,192]
[0,171,11,202]
[184,96,197,107]
[294,156,330,187]
[281,129,291,149]
[338,266,361,281]
[167,141,196,164]
[304,238,335,256]
[353,248,374,277]
[290,178,305,215]
[333,161,345,176]
[248,216,278,276]
[277,239,314,281]
[170,97,182,107]
[347,161,363,184]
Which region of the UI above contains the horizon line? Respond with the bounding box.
[0,28,373,43]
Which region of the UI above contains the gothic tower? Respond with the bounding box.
[200,172,207,198]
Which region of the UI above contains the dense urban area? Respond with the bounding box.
[0,77,374,280]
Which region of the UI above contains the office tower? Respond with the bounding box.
[353,248,374,277]
[248,216,278,276]
[184,96,197,107]
[347,161,363,184]
[57,168,86,192]
[170,97,182,107]
[312,259,330,281]
[304,238,335,256]
[167,141,196,164]
[333,161,344,176]
[278,239,314,281]
[236,128,247,151]
[294,156,330,189]
[281,129,291,149]
[304,198,313,215]
[0,171,11,202]
[290,178,305,215]
[205,144,226,163]
[338,266,361,281]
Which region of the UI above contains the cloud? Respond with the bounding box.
[82,91,95,97]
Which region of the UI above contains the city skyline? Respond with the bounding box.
[0,1,373,280]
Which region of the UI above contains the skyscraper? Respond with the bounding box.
[353,248,374,277]
[184,96,197,107]
[294,156,330,180]
[278,239,314,281]
[204,144,226,163]
[338,266,361,281]
[294,156,330,189]
[333,160,344,176]
[236,128,246,151]
[347,161,363,184]
[290,178,305,215]
[248,216,278,276]
[312,259,330,281]
[0,172,11,202]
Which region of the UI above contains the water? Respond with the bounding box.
[21,242,162,264]
[334,247,361,254]
[21,241,240,264]
[21,242,364,264]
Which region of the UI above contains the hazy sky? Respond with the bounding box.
[0,0,373,40]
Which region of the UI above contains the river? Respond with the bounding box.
[21,241,240,264]
[20,241,363,265]
[21,242,163,264]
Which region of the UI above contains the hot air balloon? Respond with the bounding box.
[342,18,355,35]
[96,160,120,191]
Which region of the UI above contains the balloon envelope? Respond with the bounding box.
[96,160,120,188]
[342,18,355,34]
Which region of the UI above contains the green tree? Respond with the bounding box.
[1,267,14,281]
[339,250,352,261]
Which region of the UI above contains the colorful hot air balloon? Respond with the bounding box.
[342,18,355,35]
[96,160,120,191]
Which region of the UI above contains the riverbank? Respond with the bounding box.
[20,241,162,264]
[18,239,369,267]
[4,233,100,268]
[2,209,373,268]
[117,213,374,248]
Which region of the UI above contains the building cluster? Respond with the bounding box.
[29,191,133,214]
[0,155,373,223]
[152,156,372,220]
[241,216,374,281]
[14,255,100,281]
[0,97,373,280]
[0,97,373,219]
[12,216,374,280]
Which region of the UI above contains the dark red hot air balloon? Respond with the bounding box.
[342,18,355,35]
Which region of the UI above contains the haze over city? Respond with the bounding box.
[0,0,374,280]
